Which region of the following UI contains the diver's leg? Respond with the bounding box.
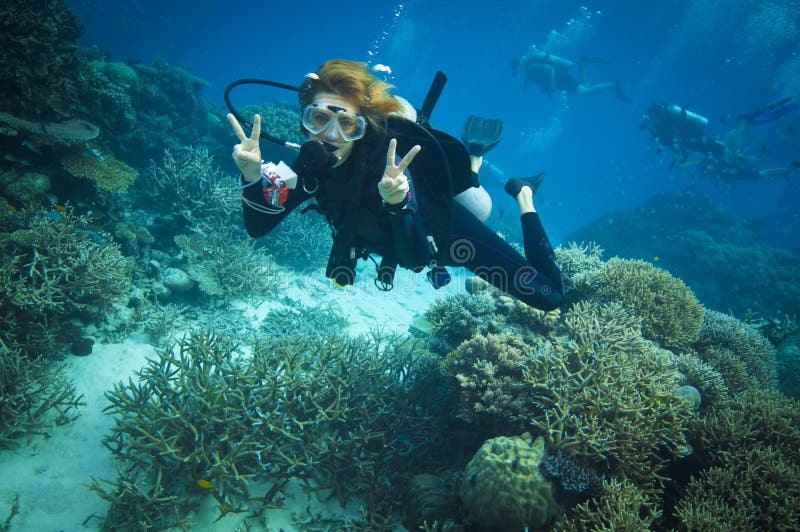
[576,81,630,103]
[444,202,564,311]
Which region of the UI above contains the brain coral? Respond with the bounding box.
[594,257,704,351]
[460,433,561,531]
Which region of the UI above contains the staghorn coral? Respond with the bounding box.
[0,340,84,448]
[697,309,779,390]
[441,332,545,424]
[593,257,704,351]
[674,352,729,410]
[442,300,695,493]
[553,241,604,301]
[144,146,239,231]
[460,433,561,531]
[0,205,133,356]
[693,388,800,462]
[91,330,439,528]
[61,151,138,193]
[173,228,278,298]
[697,346,759,394]
[554,478,661,531]
[674,442,800,530]
[425,293,500,354]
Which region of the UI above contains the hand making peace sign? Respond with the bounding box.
[378,138,421,205]
[227,113,262,182]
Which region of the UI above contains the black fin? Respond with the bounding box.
[504,172,546,198]
[461,115,503,156]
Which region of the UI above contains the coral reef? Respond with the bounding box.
[593,257,704,351]
[91,330,440,528]
[459,433,561,531]
[144,146,239,231]
[674,441,800,530]
[173,228,278,298]
[554,478,661,531]
[61,151,138,193]
[696,310,778,390]
[693,388,800,461]
[442,301,695,492]
[0,205,133,356]
[425,293,500,354]
[0,0,83,118]
[0,342,84,448]
[674,353,729,410]
[553,241,604,302]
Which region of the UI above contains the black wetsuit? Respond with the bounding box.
[241,126,564,311]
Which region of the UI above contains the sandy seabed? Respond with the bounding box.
[0,265,465,531]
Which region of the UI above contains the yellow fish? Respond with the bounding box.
[196,479,213,489]
[653,256,661,262]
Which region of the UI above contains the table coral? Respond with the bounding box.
[61,152,137,193]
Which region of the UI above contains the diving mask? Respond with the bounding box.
[301,104,367,141]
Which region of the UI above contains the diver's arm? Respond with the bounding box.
[385,175,430,268]
[240,179,306,237]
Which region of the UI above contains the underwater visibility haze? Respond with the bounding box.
[1,0,800,529]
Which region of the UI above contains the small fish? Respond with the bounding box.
[653,256,661,262]
[196,479,213,489]
[53,204,67,213]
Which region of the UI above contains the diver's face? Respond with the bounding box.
[308,92,361,166]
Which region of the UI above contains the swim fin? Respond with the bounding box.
[461,115,503,156]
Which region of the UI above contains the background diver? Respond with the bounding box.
[227,59,564,311]
[512,45,630,103]
[641,98,799,183]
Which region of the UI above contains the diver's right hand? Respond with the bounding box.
[227,113,262,182]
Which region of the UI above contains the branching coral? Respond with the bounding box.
[697,310,778,390]
[554,478,661,531]
[0,340,84,448]
[425,293,500,354]
[442,301,695,493]
[674,352,729,410]
[173,228,278,298]
[0,206,133,356]
[553,241,604,301]
[144,146,239,231]
[92,330,439,527]
[693,388,800,460]
[674,442,800,530]
[593,258,704,351]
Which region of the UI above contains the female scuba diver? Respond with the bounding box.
[227,59,564,311]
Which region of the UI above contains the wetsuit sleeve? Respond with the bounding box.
[387,172,430,270]
[241,175,312,238]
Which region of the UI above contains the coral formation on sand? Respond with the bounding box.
[91,330,440,528]
[0,205,133,356]
[460,433,561,531]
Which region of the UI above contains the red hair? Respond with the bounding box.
[299,59,403,131]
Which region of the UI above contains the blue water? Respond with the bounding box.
[68,0,799,251]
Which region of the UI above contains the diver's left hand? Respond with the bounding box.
[378,138,421,204]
